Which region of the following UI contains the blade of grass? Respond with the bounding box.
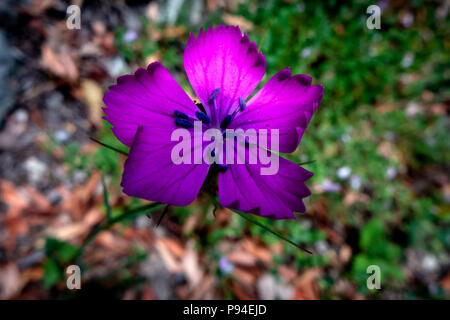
[211,197,312,254]
[231,209,313,254]
[252,144,315,167]
[297,160,316,166]
[90,137,128,156]
[156,205,170,227]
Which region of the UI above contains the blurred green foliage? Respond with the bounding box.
[225,0,447,298]
[43,237,79,288]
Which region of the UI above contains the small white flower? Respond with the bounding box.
[315,241,328,254]
[54,129,70,143]
[218,257,234,274]
[124,29,138,43]
[322,179,341,192]
[14,109,28,123]
[421,255,438,272]
[297,3,305,13]
[386,166,397,179]
[337,166,351,180]
[350,175,362,189]
[341,133,351,143]
[23,157,46,184]
[405,101,421,117]
[106,56,127,77]
[401,52,414,68]
[401,13,414,27]
[301,47,312,58]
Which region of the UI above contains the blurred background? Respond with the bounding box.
[0,0,448,300]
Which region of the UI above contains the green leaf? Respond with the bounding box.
[42,259,64,288]
[90,137,128,156]
[45,237,79,263]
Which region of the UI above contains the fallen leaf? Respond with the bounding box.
[441,272,450,293]
[223,14,254,31]
[29,0,54,15]
[241,238,272,264]
[231,282,252,300]
[40,45,78,82]
[182,241,202,288]
[344,191,370,206]
[81,80,104,127]
[164,26,186,38]
[233,267,256,286]
[294,268,322,300]
[155,239,182,273]
[0,264,22,299]
[339,244,353,264]
[46,208,103,242]
[159,238,185,259]
[228,250,256,267]
[191,275,216,299]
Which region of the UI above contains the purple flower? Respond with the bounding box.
[218,256,234,274]
[103,25,324,219]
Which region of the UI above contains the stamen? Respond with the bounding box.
[239,96,246,111]
[175,118,193,128]
[174,110,189,120]
[195,111,211,124]
[208,88,220,104]
[220,115,232,130]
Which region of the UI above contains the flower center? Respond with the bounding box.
[174,88,247,133]
[173,89,249,174]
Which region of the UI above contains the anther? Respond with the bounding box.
[195,111,211,124]
[208,88,220,104]
[174,110,189,120]
[220,115,232,130]
[239,96,246,111]
[175,118,193,128]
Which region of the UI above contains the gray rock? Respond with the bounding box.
[0,30,18,124]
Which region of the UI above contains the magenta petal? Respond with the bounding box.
[183,25,266,123]
[103,62,197,147]
[218,156,313,220]
[231,69,324,153]
[121,118,210,206]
